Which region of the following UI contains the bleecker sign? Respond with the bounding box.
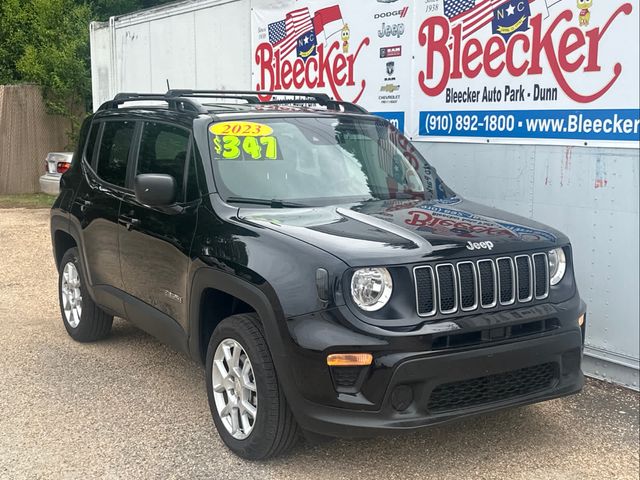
[417,5,632,103]
[251,0,413,131]
[412,0,640,145]
[252,0,639,145]
[254,40,370,102]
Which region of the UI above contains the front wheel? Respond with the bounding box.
[205,313,299,459]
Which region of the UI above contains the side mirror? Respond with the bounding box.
[134,174,176,206]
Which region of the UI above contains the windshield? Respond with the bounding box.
[208,116,455,205]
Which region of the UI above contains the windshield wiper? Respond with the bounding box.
[225,197,309,208]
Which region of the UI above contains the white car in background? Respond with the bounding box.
[39,152,72,195]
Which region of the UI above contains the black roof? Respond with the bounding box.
[96,90,370,119]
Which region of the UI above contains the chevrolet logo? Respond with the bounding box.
[380,84,400,93]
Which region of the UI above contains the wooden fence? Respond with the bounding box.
[0,85,71,194]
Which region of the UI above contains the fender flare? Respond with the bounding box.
[51,213,97,302]
[187,267,289,361]
[187,266,306,414]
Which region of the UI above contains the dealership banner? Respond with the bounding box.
[412,0,639,146]
[252,0,640,147]
[251,0,413,132]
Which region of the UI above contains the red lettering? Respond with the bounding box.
[418,16,450,97]
[292,58,305,89]
[558,28,585,72]
[280,59,292,89]
[255,43,274,93]
[416,4,632,104]
[333,54,347,86]
[450,23,463,79]
[305,56,318,88]
[484,36,506,77]
[462,39,483,78]
[506,33,530,76]
[253,37,369,103]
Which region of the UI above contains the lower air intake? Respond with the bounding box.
[427,363,558,413]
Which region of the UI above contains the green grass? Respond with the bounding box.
[0,193,56,209]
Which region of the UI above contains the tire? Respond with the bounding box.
[58,247,113,342]
[205,313,299,459]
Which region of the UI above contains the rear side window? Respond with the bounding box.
[137,122,191,200]
[84,123,100,164]
[97,121,135,187]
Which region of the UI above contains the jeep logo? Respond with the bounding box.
[378,22,405,38]
[466,241,495,251]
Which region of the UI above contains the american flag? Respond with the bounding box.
[268,7,314,58]
[444,0,476,18]
[445,0,534,41]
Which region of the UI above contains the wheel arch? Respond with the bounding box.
[188,268,288,365]
[53,230,77,270]
[50,216,98,304]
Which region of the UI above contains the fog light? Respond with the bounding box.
[578,314,585,327]
[391,385,413,412]
[327,353,373,367]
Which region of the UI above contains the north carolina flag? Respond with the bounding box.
[312,5,344,43]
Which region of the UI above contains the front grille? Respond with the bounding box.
[415,253,549,317]
[497,257,515,305]
[436,265,457,313]
[515,255,533,301]
[427,363,558,413]
[414,267,435,316]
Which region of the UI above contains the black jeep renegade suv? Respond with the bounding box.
[51,90,586,460]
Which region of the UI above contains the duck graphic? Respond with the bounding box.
[577,0,592,26]
[341,24,350,53]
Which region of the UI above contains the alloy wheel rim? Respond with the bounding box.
[61,261,82,328]
[212,338,258,440]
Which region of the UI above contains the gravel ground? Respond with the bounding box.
[0,208,638,480]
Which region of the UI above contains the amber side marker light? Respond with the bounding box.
[327,353,373,367]
[578,314,585,327]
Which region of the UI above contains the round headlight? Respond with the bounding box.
[548,248,567,286]
[350,268,393,311]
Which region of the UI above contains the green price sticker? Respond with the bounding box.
[213,134,278,160]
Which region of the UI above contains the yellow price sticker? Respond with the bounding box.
[209,121,273,137]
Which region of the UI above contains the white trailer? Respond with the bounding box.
[90,0,640,389]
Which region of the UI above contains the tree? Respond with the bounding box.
[89,0,176,21]
[0,0,35,84]
[17,1,92,120]
[0,0,174,140]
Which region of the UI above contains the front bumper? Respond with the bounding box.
[277,296,586,438]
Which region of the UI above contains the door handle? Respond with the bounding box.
[119,215,140,230]
[77,198,92,212]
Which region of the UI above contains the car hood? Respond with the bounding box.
[238,197,567,267]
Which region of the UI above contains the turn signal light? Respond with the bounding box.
[327,353,373,367]
[578,314,585,327]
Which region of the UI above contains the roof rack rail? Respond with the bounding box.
[167,89,330,102]
[165,91,261,104]
[98,90,369,114]
[166,89,368,113]
[98,93,208,114]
